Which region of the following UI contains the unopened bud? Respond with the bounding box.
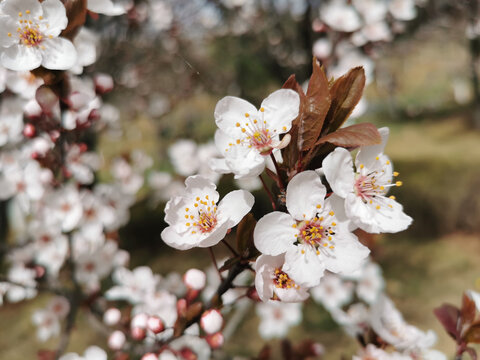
[108,330,126,350]
[200,309,223,334]
[206,332,224,349]
[147,315,164,334]
[247,287,261,302]
[104,308,122,326]
[131,327,146,341]
[276,133,291,150]
[131,313,148,329]
[141,353,158,360]
[183,269,206,290]
[23,124,36,138]
[95,73,114,94]
[179,348,196,360]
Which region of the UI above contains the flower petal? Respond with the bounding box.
[286,170,326,221]
[355,127,389,169]
[40,37,77,70]
[214,96,258,138]
[322,147,355,198]
[260,89,300,134]
[41,0,68,36]
[283,245,325,287]
[87,0,126,16]
[1,44,42,71]
[254,212,297,256]
[217,190,254,228]
[161,226,201,250]
[0,16,18,48]
[322,231,370,275]
[197,222,229,248]
[0,0,42,18]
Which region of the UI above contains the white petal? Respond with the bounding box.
[217,190,254,228]
[197,222,229,248]
[275,285,310,303]
[87,0,126,16]
[355,127,389,169]
[283,245,325,287]
[322,231,370,275]
[161,226,201,250]
[286,170,326,221]
[1,0,42,18]
[254,254,279,301]
[345,193,412,233]
[214,96,258,138]
[41,0,68,36]
[185,175,217,197]
[1,45,42,71]
[261,89,300,134]
[227,149,266,179]
[254,212,297,256]
[83,346,107,360]
[0,16,18,47]
[40,37,77,70]
[322,147,355,198]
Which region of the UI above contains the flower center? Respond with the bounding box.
[19,26,44,46]
[273,268,298,289]
[184,195,218,235]
[293,212,337,254]
[354,160,403,210]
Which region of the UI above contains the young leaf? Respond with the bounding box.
[61,0,88,40]
[434,304,461,340]
[299,58,331,151]
[322,67,366,135]
[462,293,477,328]
[314,123,381,148]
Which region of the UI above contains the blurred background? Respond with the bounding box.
[1,0,480,358]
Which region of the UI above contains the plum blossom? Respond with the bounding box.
[0,98,23,147]
[106,266,161,304]
[353,344,411,360]
[310,272,354,310]
[161,175,254,250]
[210,89,299,178]
[389,0,417,21]
[254,171,369,287]
[5,70,43,99]
[320,1,361,33]
[322,127,412,233]
[370,296,437,351]
[254,254,309,302]
[87,0,127,16]
[256,301,302,339]
[32,296,69,341]
[6,264,37,302]
[0,0,77,71]
[59,346,107,360]
[44,185,83,232]
[71,27,98,75]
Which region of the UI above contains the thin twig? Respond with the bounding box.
[259,175,276,210]
[269,153,285,191]
[208,247,223,281]
[221,239,239,258]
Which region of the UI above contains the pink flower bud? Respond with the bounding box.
[104,308,122,326]
[95,73,114,94]
[131,327,146,341]
[131,313,148,329]
[200,309,223,334]
[23,124,36,138]
[183,269,206,290]
[141,353,158,360]
[147,316,164,334]
[206,332,224,349]
[108,330,126,350]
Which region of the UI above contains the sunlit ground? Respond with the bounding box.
[1,21,480,360]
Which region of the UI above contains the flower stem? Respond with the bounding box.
[269,153,285,191]
[221,239,239,258]
[259,174,276,210]
[208,247,223,281]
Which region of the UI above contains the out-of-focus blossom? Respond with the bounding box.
[389,0,417,21]
[320,1,361,33]
[87,0,127,16]
[256,301,302,339]
[59,346,107,360]
[311,272,353,310]
[71,28,98,75]
[5,70,43,99]
[106,266,161,304]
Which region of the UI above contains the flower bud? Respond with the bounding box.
[177,299,188,317]
[200,309,223,334]
[131,313,148,329]
[131,326,146,341]
[247,287,261,302]
[206,332,224,349]
[95,73,114,94]
[183,269,206,291]
[141,353,158,360]
[104,308,122,326]
[108,330,126,350]
[23,124,36,138]
[147,315,164,334]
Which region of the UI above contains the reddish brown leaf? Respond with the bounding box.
[257,345,272,360]
[299,58,331,151]
[236,213,258,258]
[322,67,366,135]
[434,304,461,340]
[61,0,87,40]
[314,123,381,148]
[462,293,477,327]
[466,324,480,344]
